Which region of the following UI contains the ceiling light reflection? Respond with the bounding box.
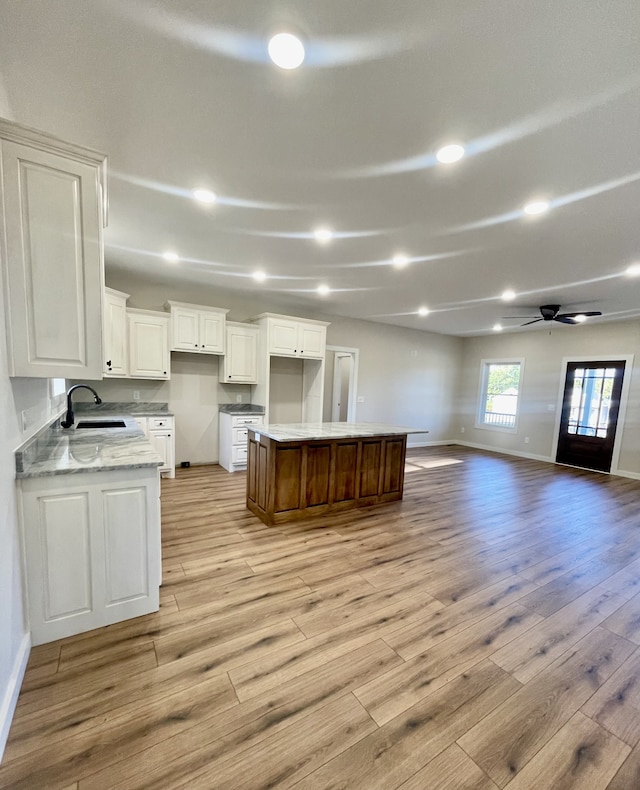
[436,144,465,164]
[268,33,305,69]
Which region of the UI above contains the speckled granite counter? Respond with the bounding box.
[76,401,173,417]
[219,403,265,415]
[16,403,167,478]
[251,421,427,442]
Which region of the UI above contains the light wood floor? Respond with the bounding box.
[3,446,640,789]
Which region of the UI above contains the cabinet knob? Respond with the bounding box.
[201,344,205,348]
[194,344,198,347]
[228,375,231,379]
[163,371,167,375]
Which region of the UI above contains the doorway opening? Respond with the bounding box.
[324,346,359,422]
[555,358,630,473]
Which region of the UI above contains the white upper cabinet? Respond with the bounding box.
[253,314,329,359]
[128,309,170,379]
[220,322,258,384]
[0,119,107,378]
[165,301,228,354]
[103,288,129,377]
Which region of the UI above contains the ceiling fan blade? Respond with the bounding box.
[521,318,543,326]
[556,311,602,319]
[501,316,538,319]
[554,315,579,324]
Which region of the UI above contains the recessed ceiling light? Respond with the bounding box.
[501,289,516,301]
[625,262,640,277]
[436,144,465,164]
[417,306,429,317]
[392,253,409,269]
[314,227,334,244]
[162,251,179,263]
[573,314,587,323]
[253,270,267,282]
[493,323,503,332]
[268,32,305,70]
[523,199,550,216]
[317,284,330,296]
[193,188,217,204]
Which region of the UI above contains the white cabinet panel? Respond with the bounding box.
[103,487,148,605]
[1,121,106,378]
[165,301,227,354]
[171,306,200,351]
[19,468,160,645]
[39,493,92,621]
[103,288,129,376]
[299,324,326,358]
[200,312,225,353]
[269,319,299,356]
[147,417,175,478]
[220,323,258,383]
[128,310,170,379]
[219,412,262,472]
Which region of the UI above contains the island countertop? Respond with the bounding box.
[249,422,428,442]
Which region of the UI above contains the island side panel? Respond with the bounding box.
[246,430,410,526]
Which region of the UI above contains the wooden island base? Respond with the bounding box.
[246,429,408,525]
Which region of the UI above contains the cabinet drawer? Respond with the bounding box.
[150,417,173,429]
[231,415,262,427]
[232,427,248,444]
[232,445,248,464]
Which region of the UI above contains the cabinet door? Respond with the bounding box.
[1,139,104,378]
[299,324,326,358]
[148,429,173,473]
[224,326,258,382]
[102,486,153,617]
[268,319,299,356]
[21,489,97,645]
[200,311,225,353]
[170,306,200,352]
[103,291,128,376]
[128,314,170,379]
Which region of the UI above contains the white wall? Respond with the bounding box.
[458,321,640,475]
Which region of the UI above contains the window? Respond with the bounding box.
[477,360,523,431]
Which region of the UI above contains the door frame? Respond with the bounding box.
[326,345,359,422]
[552,354,634,474]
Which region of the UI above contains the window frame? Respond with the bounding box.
[475,358,524,433]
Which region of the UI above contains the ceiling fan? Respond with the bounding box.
[504,304,603,327]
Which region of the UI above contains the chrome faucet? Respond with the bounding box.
[60,384,102,429]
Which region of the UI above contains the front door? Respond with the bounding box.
[556,360,626,472]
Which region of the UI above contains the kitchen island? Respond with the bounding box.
[246,422,427,525]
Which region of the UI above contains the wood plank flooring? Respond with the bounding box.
[2,446,640,789]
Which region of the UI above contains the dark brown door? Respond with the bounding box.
[556,361,626,472]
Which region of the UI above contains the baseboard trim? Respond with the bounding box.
[453,440,640,479]
[407,440,454,449]
[0,632,30,763]
[613,469,640,481]
[455,440,553,464]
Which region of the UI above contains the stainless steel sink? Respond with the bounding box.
[75,420,127,429]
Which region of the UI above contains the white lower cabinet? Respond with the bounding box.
[219,412,263,472]
[19,467,161,645]
[134,416,175,478]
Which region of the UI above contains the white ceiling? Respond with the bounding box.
[1,0,639,335]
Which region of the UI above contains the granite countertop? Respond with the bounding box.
[76,401,173,417]
[219,403,265,414]
[250,422,429,442]
[16,405,167,479]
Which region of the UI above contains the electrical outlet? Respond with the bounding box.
[133,390,140,401]
[236,394,243,403]
[524,436,530,444]
[357,395,365,403]
[547,404,555,412]
[460,426,465,433]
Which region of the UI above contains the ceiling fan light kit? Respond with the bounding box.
[505,304,603,327]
